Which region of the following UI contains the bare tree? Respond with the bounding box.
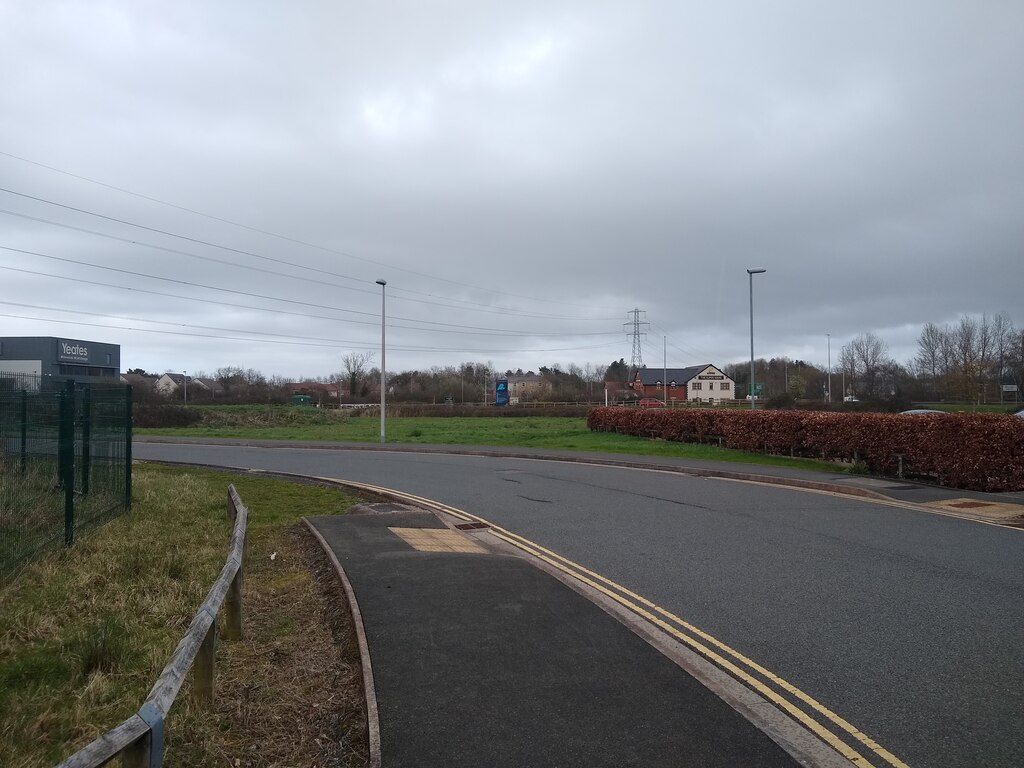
[991,312,1016,396]
[950,315,994,401]
[914,322,947,399]
[842,332,891,397]
[339,352,373,398]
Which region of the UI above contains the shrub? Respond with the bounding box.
[586,407,1024,492]
[132,404,203,428]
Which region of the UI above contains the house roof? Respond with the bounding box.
[633,365,726,386]
[121,373,158,387]
[288,381,338,394]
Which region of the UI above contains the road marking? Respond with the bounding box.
[330,478,911,768]
[388,526,488,553]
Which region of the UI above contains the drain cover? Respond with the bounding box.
[455,522,490,530]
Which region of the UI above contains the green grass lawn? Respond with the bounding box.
[139,415,841,473]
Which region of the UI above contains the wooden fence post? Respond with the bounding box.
[121,731,151,768]
[224,566,243,640]
[191,619,217,707]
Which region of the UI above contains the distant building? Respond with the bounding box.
[0,336,120,388]
[630,364,736,404]
[121,373,159,392]
[194,377,223,397]
[507,372,551,401]
[156,372,218,398]
[288,381,340,403]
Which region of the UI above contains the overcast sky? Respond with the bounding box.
[2,2,1022,380]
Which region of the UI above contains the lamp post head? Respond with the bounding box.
[376,279,387,286]
[747,268,767,275]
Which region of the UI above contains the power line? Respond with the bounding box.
[0,291,617,340]
[0,208,374,296]
[649,322,718,363]
[0,188,613,321]
[0,312,622,355]
[0,155,615,313]
[0,245,619,332]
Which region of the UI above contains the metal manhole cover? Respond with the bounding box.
[455,522,490,530]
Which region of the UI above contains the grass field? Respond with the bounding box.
[0,464,367,768]
[139,414,842,472]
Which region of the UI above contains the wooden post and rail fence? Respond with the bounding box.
[56,485,250,768]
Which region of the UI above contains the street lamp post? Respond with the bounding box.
[663,336,667,405]
[747,269,766,410]
[827,333,832,404]
[183,371,187,403]
[376,279,387,443]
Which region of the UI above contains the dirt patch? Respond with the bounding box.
[173,523,369,767]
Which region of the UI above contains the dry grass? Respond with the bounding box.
[0,464,369,767]
[168,524,369,767]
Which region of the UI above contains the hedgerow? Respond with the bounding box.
[586,407,1024,491]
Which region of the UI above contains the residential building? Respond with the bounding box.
[506,372,551,401]
[155,372,206,397]
[630,365,736,404]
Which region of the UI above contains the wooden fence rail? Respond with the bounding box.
[56,485,250,768]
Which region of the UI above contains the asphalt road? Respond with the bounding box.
[134,441,1024,768]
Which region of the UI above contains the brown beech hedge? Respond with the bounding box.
[586,407,1024,492]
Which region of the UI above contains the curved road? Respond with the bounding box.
[135,442,1024,768]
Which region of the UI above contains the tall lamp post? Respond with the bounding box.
[376,279,387,443]
[747,269,766,410]
[826,333,832,404]
[183,371,187,403]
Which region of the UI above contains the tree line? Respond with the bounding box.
[725,312,1023,404]
[132,312,1023,406]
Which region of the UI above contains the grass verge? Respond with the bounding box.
[139,416,841,473]
[0,463,368,768]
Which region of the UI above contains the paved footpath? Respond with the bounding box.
[309,505,809,768]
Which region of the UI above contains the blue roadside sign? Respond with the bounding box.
[496,379,509,406]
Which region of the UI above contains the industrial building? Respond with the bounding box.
[0,336,121,388]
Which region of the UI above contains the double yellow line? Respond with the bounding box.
[335,479,910,768]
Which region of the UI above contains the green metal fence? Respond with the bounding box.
[0,375,132,585]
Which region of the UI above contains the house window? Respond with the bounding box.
[692,382,702,391]
[721,382,731,391]
[655,380,662,386]
[669,380,676,387]
[708,382,715,390]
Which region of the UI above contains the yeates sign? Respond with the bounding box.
[58,340,91,363]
